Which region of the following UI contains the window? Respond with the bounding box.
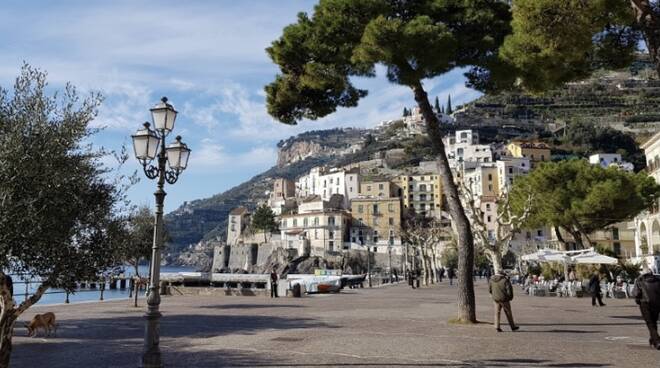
[388,203,394,212]
[230,224,235,231]
[419,184,427,192]
[537,230,543,237]
[420,194,427,201]
[508,167,513,174]
[329,231,335,239]
[349,186,353,192]
[389,217,394,225]
[303,218,308,227]
[330,178,334,184]
[486,203,491,210]
[323,180,327,187]
[358,205,364,213]
[315,230,318,239]
[328,216,336,226]
[314,217,319,226]
[409,194,413,199]
[374,231,379,243]
[541,155,545,161]
[293,219,298,227]
[420,203,426,210]
[329,241,334,252]
[429,184,433,190]
[488,184,492,191]
[373,204,379,214]
[379,183,384,190]
[367,185,372,191]
[352,237,356,242]
[488,174,492,181]
[288,240,293,248]
[613,242,621,256]
[409,184,413,190]
[612,228,619,240]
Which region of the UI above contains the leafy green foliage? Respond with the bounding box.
[510,159,660,248]
[500,0,640,92]
[555,121,646,171]
[251,204,278,237]
[0,65,129,292]
[265,0,514,124]
[115,206,157,277]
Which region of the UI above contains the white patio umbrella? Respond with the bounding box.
[521,249,569,263]
[570,251,618,265]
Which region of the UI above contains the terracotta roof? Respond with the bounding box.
[229,207,248,216]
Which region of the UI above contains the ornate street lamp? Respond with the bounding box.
[132,97,190,368]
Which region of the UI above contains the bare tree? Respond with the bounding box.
[460,181,533,273]
[402,217,452,286]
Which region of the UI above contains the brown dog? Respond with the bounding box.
[25,312,57,337]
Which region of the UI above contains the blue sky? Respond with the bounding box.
[0,0,481,213]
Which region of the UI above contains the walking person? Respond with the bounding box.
[448,267,455,286]
[489,270,519,332]
[270,268,279,298]
[589,270,606,307]
[633,272,660,349]
[415,268,421,289]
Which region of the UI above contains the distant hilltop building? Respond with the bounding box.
[402,106,454,137]
[589,153,634,172]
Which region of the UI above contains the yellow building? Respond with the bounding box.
[506,141,551,168]
[399,174,443,218]
[350,197,402,251]
[360,178,399,198]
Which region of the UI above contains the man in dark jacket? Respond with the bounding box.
[448,268,455,286]
[489,271,519,332]
[588,271,606,307]
[633,272,660,349]
[270,269,279,298]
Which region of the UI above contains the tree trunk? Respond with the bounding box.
[412,82,476,322]
[630,0,660,75]
[430,247,439,283]
[485,248,503,274]
[421,247,429,286]
[0,314,15,368]
[0,278,15,368]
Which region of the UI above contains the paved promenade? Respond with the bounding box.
[10,280,658,367]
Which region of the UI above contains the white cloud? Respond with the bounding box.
[191,138,276,172]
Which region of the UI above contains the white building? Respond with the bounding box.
[444,130,493,169]
[318,168,360,206]
[634,132,660,272]
[589,153,634,171]
[295,167,324,198]
[496,157,530,193]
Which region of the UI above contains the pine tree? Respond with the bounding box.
[441,105,445,114]
[446,94,453,115]
[434,96,441,113]
[402,107,408,117]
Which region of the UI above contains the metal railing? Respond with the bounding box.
[6,274,143,304]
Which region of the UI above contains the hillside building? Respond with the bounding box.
[227,207,250,246]
[399,174,443,218]
[506,141,551,169]
[589,153,634,171]
[280,209,350,257]
[350,196,403,254]
[634,131,660,271]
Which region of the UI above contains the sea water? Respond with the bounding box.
[12,265,195,306]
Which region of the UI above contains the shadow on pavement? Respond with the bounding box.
[11,341,275,368]
[11,314,334,367]
[199,303,305,310]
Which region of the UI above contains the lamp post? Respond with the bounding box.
[132,97,191,368]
